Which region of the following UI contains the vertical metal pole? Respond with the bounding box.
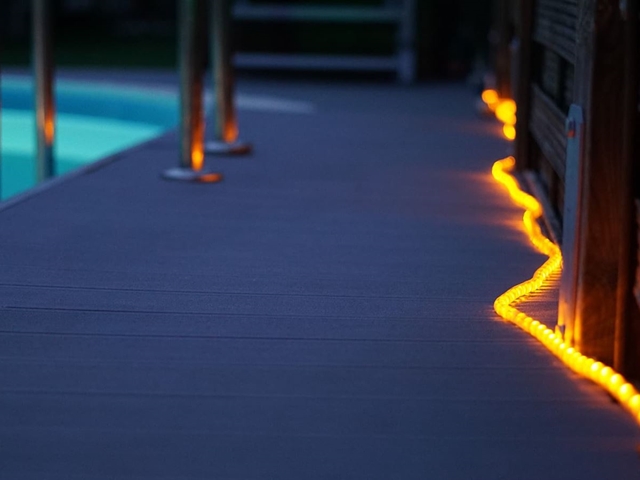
[32,0,55,182]
[179,0,206,171]
[163,0,222,182]
[212,0,235,144]
[206,0,252,155]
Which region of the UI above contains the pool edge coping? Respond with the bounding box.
[0,130,175,214]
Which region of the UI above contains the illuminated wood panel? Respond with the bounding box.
[569,0,639,371]
[513,0,577,218]
[534,0,578,63]
[509,0,640,373]
[529,84,567,181]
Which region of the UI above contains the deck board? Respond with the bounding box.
[0,79,637,479]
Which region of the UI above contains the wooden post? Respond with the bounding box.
[514,0,534,170]
[493,0,512,99]
[615,0,639,374]
[569,0,629,366]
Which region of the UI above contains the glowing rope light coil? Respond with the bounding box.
[482,90,517,140]
[492,157,640,426]
[481,89,500,111]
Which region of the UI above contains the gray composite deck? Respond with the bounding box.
[0,78,638,479]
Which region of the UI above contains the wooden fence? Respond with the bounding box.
[492,0,640,377]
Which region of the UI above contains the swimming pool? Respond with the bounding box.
[1,76,178,199]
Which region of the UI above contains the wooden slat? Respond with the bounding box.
[529,84,567,181]
[541,48,562,100]
[563,64,574,110]
[533,0,578,63]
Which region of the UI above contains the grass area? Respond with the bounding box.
[4,21,395,68]
[3,39,177,68]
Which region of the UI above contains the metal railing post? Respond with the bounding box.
[206,0,252,155]
[163,0,222,182]
[32,0,55,182]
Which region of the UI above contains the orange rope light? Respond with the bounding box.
[482,90,516,140]
[481,89,500,111]
[492,156,640,425]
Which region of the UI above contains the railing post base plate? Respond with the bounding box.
[206,140,252,156]
[161,168,223,183]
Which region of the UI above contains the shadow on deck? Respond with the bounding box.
[0,77,638,479]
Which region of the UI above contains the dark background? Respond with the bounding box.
[1,0,492,81]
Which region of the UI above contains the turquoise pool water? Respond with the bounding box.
[1,76,178,199]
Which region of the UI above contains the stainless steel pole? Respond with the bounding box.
[163,0,222,182]
[32,0,55,182]
[206,0,252,155]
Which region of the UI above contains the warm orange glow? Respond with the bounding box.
[503,124,516,140]
[224,122,239,143]
[199,172,223,183]
[45,117,55,144]
[629,395,640,414]
[495,99,517,126]
[492,157,640,427]
[481,89,499,111]
[481,90,516,141]
[192,147,204,171]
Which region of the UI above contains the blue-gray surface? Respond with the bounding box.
[0,77,638,479]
